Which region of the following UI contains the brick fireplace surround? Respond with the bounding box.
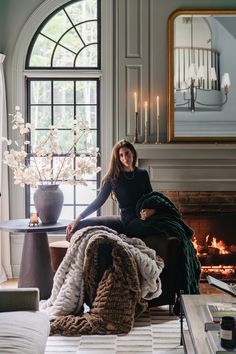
[134,143,236,281]
[164,191,236,281]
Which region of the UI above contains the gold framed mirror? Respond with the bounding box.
[168,9,236,142]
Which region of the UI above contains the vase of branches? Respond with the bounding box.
[2,107,101,225]
[33,184,64,224]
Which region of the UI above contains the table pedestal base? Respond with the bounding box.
[18,232,53,300]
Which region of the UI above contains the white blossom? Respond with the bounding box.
[2,108,100,187]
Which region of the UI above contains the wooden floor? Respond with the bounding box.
[0,278,18,288]
[200,281,223,294]
[0,278,223,294]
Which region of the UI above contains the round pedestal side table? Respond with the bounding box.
[0,219,69,299]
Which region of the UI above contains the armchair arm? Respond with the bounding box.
[0,288,39,312]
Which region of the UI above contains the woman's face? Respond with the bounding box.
[118,147,134,171]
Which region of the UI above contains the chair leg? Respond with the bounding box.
[169,304,174,315]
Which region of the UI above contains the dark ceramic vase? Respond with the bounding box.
[33,184,64,224]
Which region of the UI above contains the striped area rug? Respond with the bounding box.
[45,306,185,354]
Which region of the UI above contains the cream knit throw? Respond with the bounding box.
[40,226,164,318]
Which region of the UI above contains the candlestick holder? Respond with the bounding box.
[133,112,140,143]
[155,115,160,144]
[143,120,148,144]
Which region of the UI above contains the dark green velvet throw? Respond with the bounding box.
[136,191,201,295]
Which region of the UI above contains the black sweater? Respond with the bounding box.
[80,167,152,224]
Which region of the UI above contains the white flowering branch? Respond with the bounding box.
[2,107,100,187]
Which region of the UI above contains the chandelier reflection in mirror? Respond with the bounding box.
[174,16,231,112]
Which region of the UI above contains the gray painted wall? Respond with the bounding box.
[2,0,236,277]
[1,0,236,201]
[115,0,236,142]
[0,0,7,52]
[0,0,44,54]
[1,0,236,137]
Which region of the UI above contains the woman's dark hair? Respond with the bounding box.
[101,140,137,193]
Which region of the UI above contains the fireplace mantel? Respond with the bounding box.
[135,143,236,191]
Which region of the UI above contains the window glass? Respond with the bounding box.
[76,106,97,129]
[59,184,74,204]
[27,78,100,219]
[29,35,55,67]
[75,181,97,204]
[41,10,71,42]
[77,21,97,45]
[31,106,52,128]
[60,206,74,220]
[31,81,51,104]
[66,0,97,23]
[53,81,74,104]
[27,0,99,68]
[75,44,97,67]
[52,46,76,67]
[60,29,84,53]
[76,81,97,104]
[53,106,74,128]
[26,0,100,220]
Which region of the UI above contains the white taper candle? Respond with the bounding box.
[134,92,138,113]
[144,101,148,124]
[156,96,160,116]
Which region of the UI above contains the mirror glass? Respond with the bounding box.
[168,10,236,141]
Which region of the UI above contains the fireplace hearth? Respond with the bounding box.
[164,191,236,281]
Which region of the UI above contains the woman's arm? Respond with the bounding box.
[80,179,112,219]
[144,169,153,194]
[66,179,112,236]
[140,170,154,220]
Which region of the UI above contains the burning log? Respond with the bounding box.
[208,246,220,256]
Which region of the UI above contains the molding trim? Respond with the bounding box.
[135,143,236,191]
[100,0,114,215]
[126,65,142,136]
[126,0,141,58]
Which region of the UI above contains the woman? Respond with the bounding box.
[66,140,201,305]
[66,139,158,240]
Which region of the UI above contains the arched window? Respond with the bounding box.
[26,0,100,69]
[25,0,101,220]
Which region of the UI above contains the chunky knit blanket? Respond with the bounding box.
[40,226,164,335]
[136,191,201,295]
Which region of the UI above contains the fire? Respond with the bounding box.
[192,236,199,252]
[192,234,229,255]
[193,234,235,281]
[211,237,228,254]
[201,265,236,278]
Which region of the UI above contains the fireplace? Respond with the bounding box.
[164,191,236,281]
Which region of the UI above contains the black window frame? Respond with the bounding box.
[25,77,101,220]
[25,0,101,70]
[24,0,101,220]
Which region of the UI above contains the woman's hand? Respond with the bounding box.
[66,221,75,239]
[66,215,81,241]
[140,208,156,220]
